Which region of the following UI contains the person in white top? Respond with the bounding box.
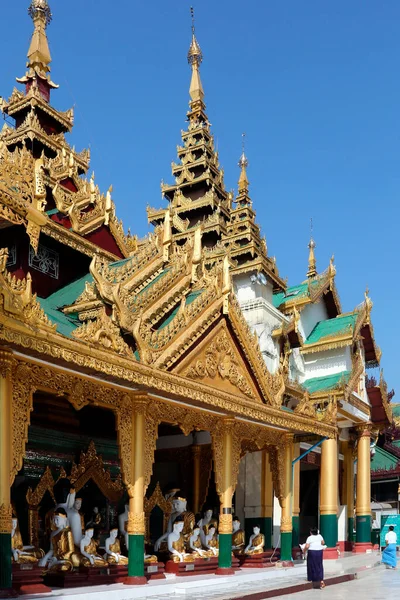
[382,526,397,569]
[304,527,326,589]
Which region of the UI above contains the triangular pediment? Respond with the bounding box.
[173,320,263,402]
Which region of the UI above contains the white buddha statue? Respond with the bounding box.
[65,490,84,546]
[245,525,265,555]
[204,525,218,556]
[79,528,107,567]
[39,508,77,572]
[104,528,128,565]
[154,496,194,551]
[188,526,207,558]
[232,516,245,554]
[167,519,193,563]
[11,517,44,563]
[198,509,217,546]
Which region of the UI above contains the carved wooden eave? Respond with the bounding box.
[42,220,120,262]
[3,87,74,132]
[0,262,336,438]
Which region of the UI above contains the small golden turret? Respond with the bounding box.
[307,238,317,279]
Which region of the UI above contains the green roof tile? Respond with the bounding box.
[45,274,93,309]
[303,371,351,394]
[273,283,309,308]
[392,404,400,418]
[305,314,357,346]
[157,290,203,331]
[37,297,80,338]
[371,446,399,473]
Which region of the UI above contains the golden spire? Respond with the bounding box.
[17,0,58,90]
[307,218,317,279]
[238,133,249,194]
[187,7,204,106]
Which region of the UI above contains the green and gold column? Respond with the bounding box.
[125,399,147,585]
[292,443,300,548]
[355,425,372,552]
[0,350,13,593]
[320,438,338,557]
[216,418,235,575]
[280,435,293,562]
[342,440,355,547]
[261,450,273,549]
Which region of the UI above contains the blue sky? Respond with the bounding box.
[1,1,398,398]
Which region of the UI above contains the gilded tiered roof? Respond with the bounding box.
[0,0,136,259]
[147,19,285,290]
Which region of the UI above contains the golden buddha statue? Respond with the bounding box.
[204,525,219,556]
[245,526,265,555]
[11,517,44,563]
[104,529,128,565]
[232,516,245,554]
[154,496,194,552]
[188,526,207,558]
[167,519,195,563]
[80,528,107,567]
[39,508,77,572]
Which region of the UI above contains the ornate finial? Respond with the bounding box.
[17,0,58,92]
[238,133,249,194]
[188,7,204,106]
[307,218,317,278]
[188,7,203,66]
[28,0,52,27]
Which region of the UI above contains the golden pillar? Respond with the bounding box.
[0,349,13,589]
[216,418,235,573]
[280,435,293,561]
[126,398,147,584]
[292,443,300,546]
[342,440,355,545]
[261,449,273,548]
[320,438,338,550]
[355,425,372,549]
[192,445,201,515]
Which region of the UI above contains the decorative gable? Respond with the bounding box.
[173,320,263,402]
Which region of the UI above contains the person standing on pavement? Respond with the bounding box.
[382,525,397,569]
[304,527,326,589]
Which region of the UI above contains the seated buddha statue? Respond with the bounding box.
[232,516,245,554]
[11,517,44,563]
[204,525,219,556]
[155,496,194,551]
[188,526,207,558]
[80,528,107,567]
[104,528,128,565]
[199,509,218,546]
[39,508,77,572]
[245,525,265,555]
[167,518,195,563]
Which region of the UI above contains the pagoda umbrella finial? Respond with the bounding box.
[307,218,317,279]
[187,6,204,107]
[238,132,250,195]
[17,0,58,95]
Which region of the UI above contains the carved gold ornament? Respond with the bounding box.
[218,513,232,535]
[0,504,12,534]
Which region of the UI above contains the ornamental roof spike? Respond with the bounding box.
[17,0,59,91]
[237,132,250,195]
[187,7,205,109]
[307,218,317,279]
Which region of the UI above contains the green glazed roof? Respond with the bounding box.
[303,370,351,394]
[157,290,203,331]
[392,404,400,418]
[45,274,93,309]
[273,280,321,309]
[305,313,357,346]
[37,297,80,338]
[371,446,399,473]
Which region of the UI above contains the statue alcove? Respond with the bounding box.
[25,441,123,549]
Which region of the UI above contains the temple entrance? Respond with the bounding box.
[299,463,320,542]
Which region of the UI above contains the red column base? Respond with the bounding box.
[124,576,147,585]
[0,590,18,599]
[215,567,235,576]
[353,542,373,553]
[18,584,52,595]
[323,546,340,559]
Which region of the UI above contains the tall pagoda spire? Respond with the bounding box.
[188,7,204,110]
[238,133,250,196]
[307,219,317,278]
[17,0,58,99]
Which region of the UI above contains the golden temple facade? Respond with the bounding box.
[0,1,392,593]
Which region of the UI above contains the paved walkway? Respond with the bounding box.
[24,552,385,600]
[293,565,399,600]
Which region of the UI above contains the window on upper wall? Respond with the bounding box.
[28,243,59,279]
[6,245,17,267]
